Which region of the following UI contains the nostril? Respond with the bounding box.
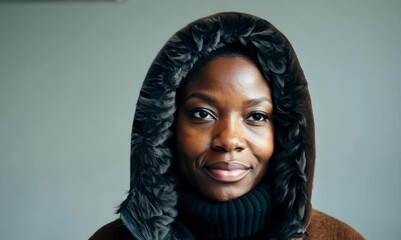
[234,146,245,152]
[212,142,246,152]
[212,145,227,152]
[211,123,247,152]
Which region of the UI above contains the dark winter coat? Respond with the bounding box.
[90,12,364,240]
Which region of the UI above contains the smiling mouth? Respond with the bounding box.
[203,161,251,183]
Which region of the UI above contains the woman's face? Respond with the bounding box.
[175,56,274,201]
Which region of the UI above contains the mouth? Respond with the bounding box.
[203,161,251,183]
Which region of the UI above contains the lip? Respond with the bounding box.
[203,161,251,183]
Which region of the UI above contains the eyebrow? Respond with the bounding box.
[245,97,273,106]
[184,93,272,106]
[184,93,217,105]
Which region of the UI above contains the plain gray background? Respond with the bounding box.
[1,1,400,239]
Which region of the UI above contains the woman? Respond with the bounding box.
[90,12,364,240]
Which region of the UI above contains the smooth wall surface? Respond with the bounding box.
[1,1,400,239]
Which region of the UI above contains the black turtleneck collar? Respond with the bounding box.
[177,182,272,240]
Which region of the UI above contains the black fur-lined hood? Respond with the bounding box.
[118,12,315,240]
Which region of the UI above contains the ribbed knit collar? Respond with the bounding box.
[177,182,272,240]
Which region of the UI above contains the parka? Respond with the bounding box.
[90,12,365,240]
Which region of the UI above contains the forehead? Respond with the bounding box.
[181,56,271,98]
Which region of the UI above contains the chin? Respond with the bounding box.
[200,185,250,202]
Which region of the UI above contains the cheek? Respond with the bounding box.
[175,116,211,165]
[175,118,212,187]
[253,125,275,165]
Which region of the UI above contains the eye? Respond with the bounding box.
[191,109,215,120]
[247,112,272,122]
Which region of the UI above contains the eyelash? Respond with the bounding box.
[190,109,273,122]
[191,109,215,120]
[246,111,272,122]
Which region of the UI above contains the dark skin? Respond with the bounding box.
[175,56,274,202]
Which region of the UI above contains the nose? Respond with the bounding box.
[211,115,247,152]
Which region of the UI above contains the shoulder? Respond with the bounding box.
[89,218,135,240]
[305,209,365,240]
